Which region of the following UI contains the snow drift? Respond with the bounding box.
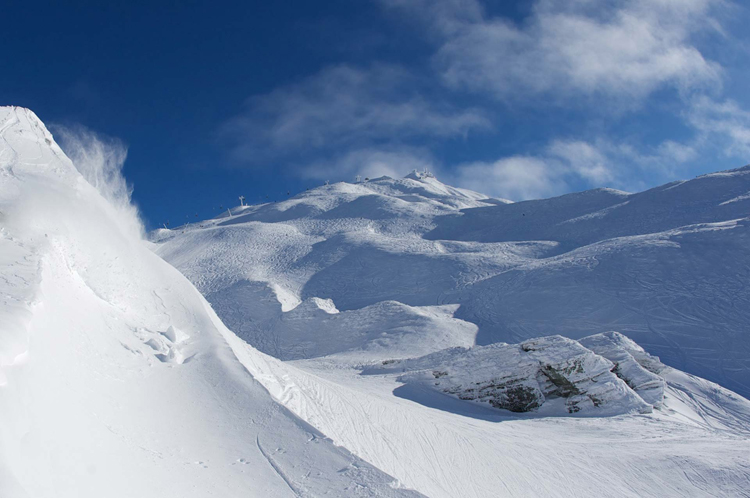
[0,106,420,497]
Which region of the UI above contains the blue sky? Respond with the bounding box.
[2,0,750,229]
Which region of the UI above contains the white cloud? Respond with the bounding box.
[547,140,614,184]
[688,95,750,158]
[450,140,615,201]
[221,64,490,163]
[451,156,564,200]
[449,135,710,200]
[395,0,724,102]
[379,0,484,36]
[216,0,746,195]
[656,140,699,164]
[299,147,436,181]
[377,0,748,196]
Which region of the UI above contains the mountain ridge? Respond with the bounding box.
[155,160,750,398]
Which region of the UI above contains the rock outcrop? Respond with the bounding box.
[369,335,653,416]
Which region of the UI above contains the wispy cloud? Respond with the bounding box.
[410,0,725,103]
[546,140,614,184]
[450,156,563,200]
[379,0,748,199]
[217,0,748,199]
[298,147,435,182]
[688,95,750,158]
[449,136,707,200]
[379,0,484,36]
[220,64,490,164]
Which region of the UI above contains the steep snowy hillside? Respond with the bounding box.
[153,150,750,496]
[0,107,421,497]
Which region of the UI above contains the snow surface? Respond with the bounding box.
[0,107,421,497]
[152,138,750,496]
[234,343,750,497]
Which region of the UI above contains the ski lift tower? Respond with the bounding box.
[239,195,246,207]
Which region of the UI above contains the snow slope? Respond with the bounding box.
[251,343,750,498]
[0,106,421,497]
[153,147,750,495]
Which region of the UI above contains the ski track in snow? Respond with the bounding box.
[256,436,302,497]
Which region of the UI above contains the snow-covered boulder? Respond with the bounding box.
[370,335,653,416]
[578,331,666,407]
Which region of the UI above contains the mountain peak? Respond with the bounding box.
[0,106,75,179]
[0,106,53,141]
[403,169,437,182]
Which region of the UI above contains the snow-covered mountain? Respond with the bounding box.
[152,146,750,495]
[154,163,750,398]
[2,106,750,497]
